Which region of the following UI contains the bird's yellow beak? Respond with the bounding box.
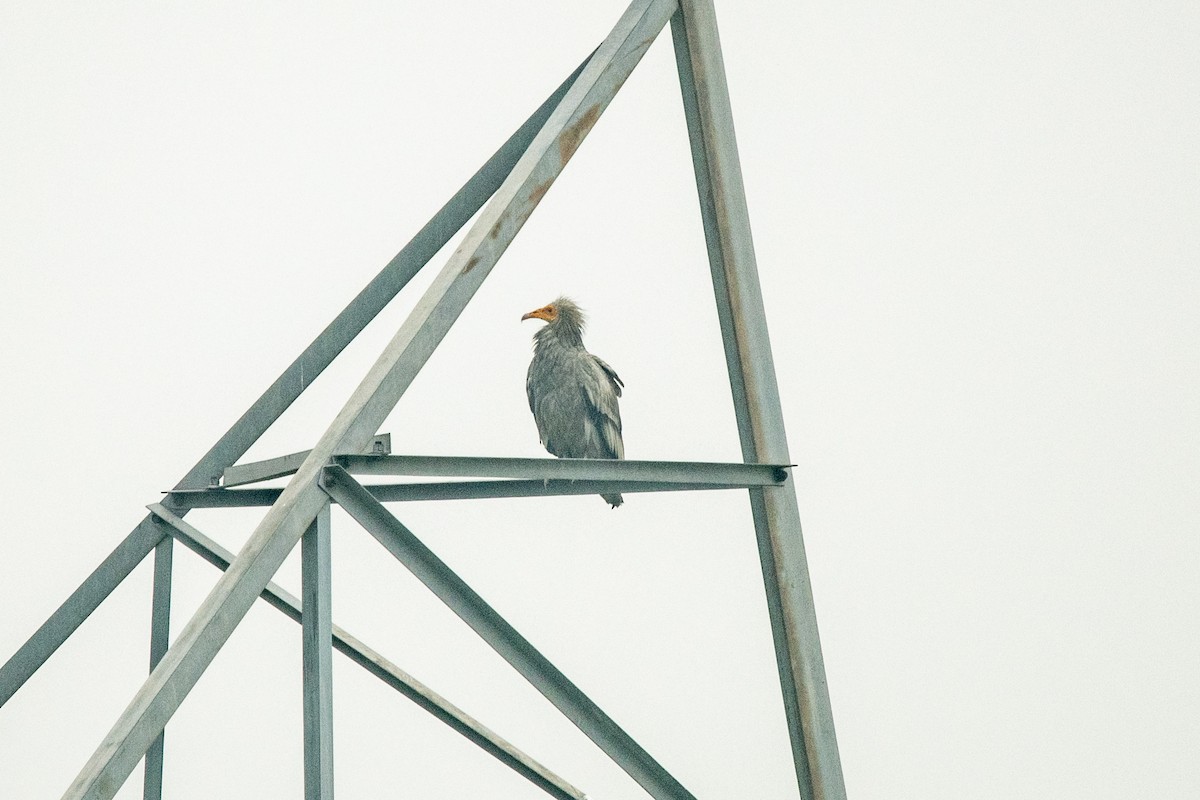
[521,306,554,322]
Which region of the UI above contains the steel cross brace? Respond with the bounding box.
[145,504,587,800]
[319,465,698,800]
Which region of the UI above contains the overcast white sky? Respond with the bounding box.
[2,2,1198,798]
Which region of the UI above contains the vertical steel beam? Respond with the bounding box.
[0,53,592,713]
[63,3,675,797]
[301,504,334,800]
[671,4,847,799]
[0,519,165,708]
[143,534,173,800]
[319,466,696,800]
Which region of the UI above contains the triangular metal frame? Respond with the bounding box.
[0,2,845,799]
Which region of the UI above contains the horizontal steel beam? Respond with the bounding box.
[145,504,587,800]
[335,454,789,485]
[165,487,284,509]
[167,472,786,510]
[223,435,392,488]
[363,478,767,503]
[222,451,310,488]
[320,466,697,800]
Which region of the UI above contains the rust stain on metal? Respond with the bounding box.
[488,220,503,240]
[514,204,536,230]
[528,177,554,207]
[558,104,601,166]
[463,255,480,274]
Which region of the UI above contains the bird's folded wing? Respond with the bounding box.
[581,356,624,459]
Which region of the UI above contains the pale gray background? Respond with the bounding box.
[2,2,1198,798]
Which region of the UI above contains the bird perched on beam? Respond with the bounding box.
[522,296,625,508]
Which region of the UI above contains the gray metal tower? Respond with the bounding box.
[0,2,845,798]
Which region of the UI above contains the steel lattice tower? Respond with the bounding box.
[0,3,845,798]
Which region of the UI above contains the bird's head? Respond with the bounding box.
[520,303,558,324]
[522,296,586,346]
[521,296,586,329]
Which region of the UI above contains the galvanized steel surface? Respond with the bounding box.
[672,1,846,797]
[168,477,782,508]
[337,454,787,484]
[301,505,334,800]
[320,466,698,800]
[142,536,173,800]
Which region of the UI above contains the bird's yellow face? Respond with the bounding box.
[521,303,558,323]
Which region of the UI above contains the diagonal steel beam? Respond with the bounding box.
[144,504,586,800]
[65,3,676,797]
[319,466,697,800]
[0,53,592,713]
[173,61,594,494]
[671,3,846,799]
[0,519,166,708]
